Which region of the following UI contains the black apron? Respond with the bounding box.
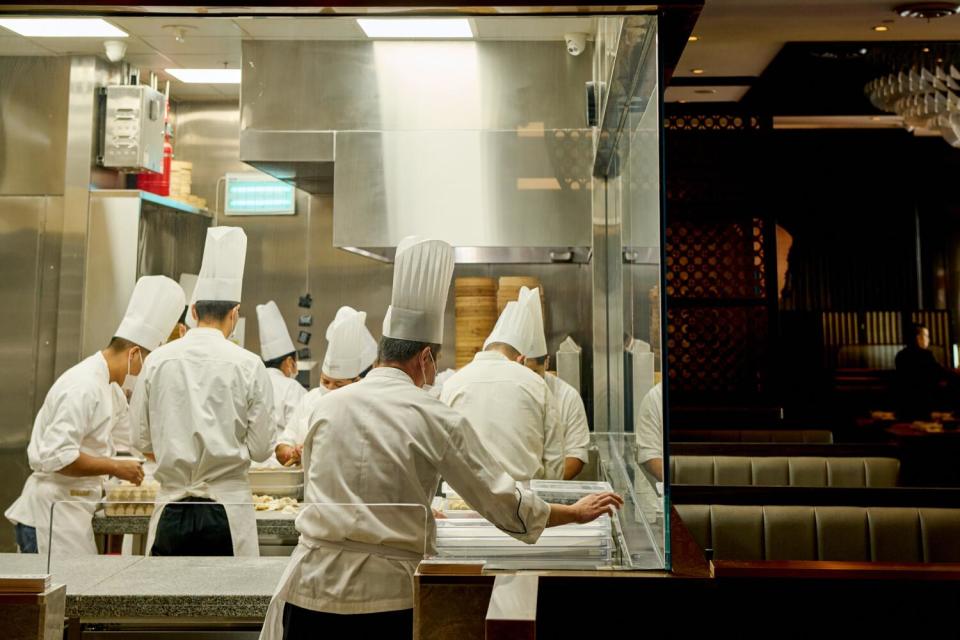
[150,497,234,556]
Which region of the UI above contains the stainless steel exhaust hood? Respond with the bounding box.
[240,39,594,263]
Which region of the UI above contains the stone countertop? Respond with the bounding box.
[71,556,289,619]
[0,553,287,620]
[92,510,299,537]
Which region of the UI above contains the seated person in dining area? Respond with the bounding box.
[894,323,953,420]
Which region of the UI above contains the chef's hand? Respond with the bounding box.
[112,460,144,486]
[276,444,302,467]
[571,492,623,524]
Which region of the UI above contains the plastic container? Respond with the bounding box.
[248,468,304,499]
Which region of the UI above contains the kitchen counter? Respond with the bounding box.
[0,553,286,620]
[92,510,299,537]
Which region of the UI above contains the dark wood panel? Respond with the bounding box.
[671,485,960,508]
[713,560,960,581]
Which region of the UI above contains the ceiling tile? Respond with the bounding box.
[141,35,241,56]
[109,17,246,38]
[32,36,157,56]
[164,53,241,69]
[0,37,55,55]
[234,16,363,39]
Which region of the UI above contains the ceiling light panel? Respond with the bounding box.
[0,18,127,38]
[356,18,473,39]
[165,68,241,84]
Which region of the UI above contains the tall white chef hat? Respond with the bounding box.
[114,275,185,352]
[382,236,455,345]
[483,299,534,355]
[194,227,247,303]
[519,286,548,358]
[256,300,297,362]
[178,273,199,329]
[322,306,378,379]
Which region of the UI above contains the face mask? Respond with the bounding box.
[121,349,142,397]
[419,349,436,391]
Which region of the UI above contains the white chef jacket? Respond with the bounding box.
[440,351,564,481]
[266,368,307,436]
[278,386,327,448]
[545,373,590,464]
[278,367,550,617]
[5,353,119,555]
[131,327,276,555]
[635,383,663,465]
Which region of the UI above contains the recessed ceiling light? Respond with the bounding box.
[922,47,931,52]
[691,68,705,75]
[356,18,473,39]
[678,99,688,104]
[872,25,890,32]
[0,17,127,38]
[688,35,699,42]
[165,68,241,84]
[936,57,944,63]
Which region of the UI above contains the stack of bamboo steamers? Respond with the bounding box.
[454,276,544,369]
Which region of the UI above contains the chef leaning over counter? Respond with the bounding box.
[276,306,377,466]
[4,276,185,556]
[131,226,278,557]
[257,300,307,467]
[261,236,622,640]
[440,291,565,482]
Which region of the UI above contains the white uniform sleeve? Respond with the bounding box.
[635,386,663,465]
[130,372,152,454]
[281,381,307,433]
[438,415,550,545]
[541,388,565,480]
[27,386,95,473]
[560,386,590,464]
[110,384,132,452]
[246,363,278,463]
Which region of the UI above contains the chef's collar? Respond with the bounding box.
[473,350,509,363]
[366,366,416,386]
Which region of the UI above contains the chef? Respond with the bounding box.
[5,275,184,556]
[257,300,306,467]
[132,226,276,557]
[635,383,664,481]
[260,237,621,639]
[440,294,565,481]
[519,287,591,480]
[276,306,377,466]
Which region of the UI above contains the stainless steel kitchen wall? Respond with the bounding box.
[173,102,395,365]
[240,39,595,253]
[174,101,593,376]
[0,57,69,195]
[0,57,71,552]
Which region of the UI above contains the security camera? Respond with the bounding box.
[104,40,127,63]
[565,33,588,57]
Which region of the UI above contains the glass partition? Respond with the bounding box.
[592,14,668,567]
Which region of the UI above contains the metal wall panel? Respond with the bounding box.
[241,39,592,133]
[55,57,122,376]
[0,197,45,553]
[0,57,69,196]
[176,102,595,374]
[332,129,593,249]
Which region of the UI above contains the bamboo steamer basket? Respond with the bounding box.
[454,277,496,297]
[455,296,497,314]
